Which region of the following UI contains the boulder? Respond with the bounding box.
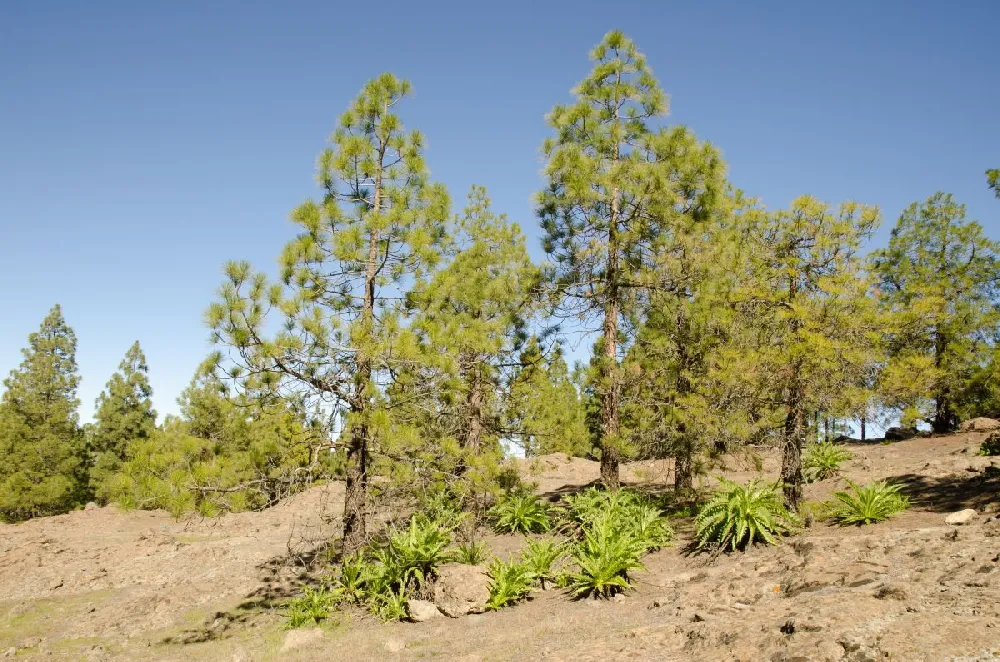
[84,502,99,511]
[433,563,489,617]
[884,426,919,441]
[406,599,441,622]
[945,509,978,525]
[280,627,324,653]
[959,417,1000,432]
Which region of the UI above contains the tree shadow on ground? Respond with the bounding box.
[885,466,1000,514]
[160,543,335,645]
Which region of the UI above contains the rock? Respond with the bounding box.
[3,648,14,658]
[48,578,63,590]
[280,627,324,653]
[960,417,1000,432]
[945,509,978,525]
[84,502,99,511]
[384,639,405,653]
[407,599,441,622]
[884,426,918,441]
[433,563,489,617]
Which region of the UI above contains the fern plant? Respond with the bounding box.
[285,585,343,629]
[803,441,853,482]
[383,515,453,587]
[486,558,534,610]
[695,478,797,551]
[454,540,490,565]
[371,586,409,622]
[831,480,909,525]
[520,538,565,589]
[566,512,646,598]
[557,488,673,550]
[979,433,1000,457]
[489,493,551,534]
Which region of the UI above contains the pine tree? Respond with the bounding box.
[0,305,85,521]
[735,197,880,509]
[207,74,449,554]
[90,341,157,497]
[871,192,1000,432]
[508,338,590,457]
[988,169,999,198]
[539,31,687,489]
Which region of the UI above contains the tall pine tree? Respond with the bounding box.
[208,74,449,554]
[0,305,85,521]
[872,192,1000,431]
[90,341,157,497]
[539,31,685,489]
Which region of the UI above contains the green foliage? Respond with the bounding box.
[988,169,999,199]
[372,587,409,623]
[90,341,157,498]
[485,557,534,610]
[566,510,646,598]
[508,339,590,457]
[104,373,334,517]
[0,305,86,522]
[454,540,490,565]
[695,479,797,551]
[379,515,453,588]
[519,538,565,588]
[979,433,1000,457]
[285,585,343,629]
[803,441,853,482]
[831,480,909,525]
[557,488,673,551]
[489,493,551,534]
[872,192,1000,431]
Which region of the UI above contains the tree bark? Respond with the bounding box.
[860,415,866,443]
[462,356,484,454]
[342,157,383,555]
[782,384,805,511]
[674,444,693,493]
[932,330,956,433]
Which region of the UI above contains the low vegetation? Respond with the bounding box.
[489,493,551,535]
[695,479,798,551]
[803,441,853,482]
[831,480,910,525]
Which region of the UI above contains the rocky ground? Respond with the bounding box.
[2,432,999,661]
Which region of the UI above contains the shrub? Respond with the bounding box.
[558,488,673,550]
[566,511,646,598]
[336,553,369,603]
[285,585,343,629]
[379,515,452,589]
[979,433,1000,457]
[489,493,551,534]
[371,586,409,622]
[831,480,909,525]
[695,478,797,551]
[486,558,534,610]
[803,441,853,482]
[454,540,490,566]
[520,538,565,589]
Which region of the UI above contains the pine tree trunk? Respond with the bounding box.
[342,165,382,555]
[860,416,866,442]
[463,357,484,454]
[600,185,622,491]
[824,417,830,442]
[782,385,805,510]
[932,330,955,433]
[674,444,693,493]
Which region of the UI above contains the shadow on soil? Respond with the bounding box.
[161,544,334,645]
[888,465,1000,513]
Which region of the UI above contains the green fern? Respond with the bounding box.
[486,558,534,610]
[566,511,646,598]
[831,480,909,525]
[489,493,551,534]
[454,540,490,565]
[285,585,343,629]
[520,538,565,589]
[695,478,797,551]
[803,441,853,482]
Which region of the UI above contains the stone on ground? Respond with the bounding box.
[407,598,441,622]
[945,509,978,525]
[433,563,489,617]
[280,627,324,653]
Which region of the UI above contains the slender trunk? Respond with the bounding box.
[932,330,954,433]
[674,308,693,493]
[782,380,805,510]
[860,416,866,443]
[674,444,693,493]
[342,162,382,556]
[462,355,484,454]
[824,417,830,442]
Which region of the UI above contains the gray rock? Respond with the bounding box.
[945,509,978,525]
[407,599,441,622]
[433,563,489,617]
[280,627,324,653]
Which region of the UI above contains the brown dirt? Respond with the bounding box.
[2,433,1000,661]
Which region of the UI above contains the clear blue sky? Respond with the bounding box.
[1,0,997,423]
